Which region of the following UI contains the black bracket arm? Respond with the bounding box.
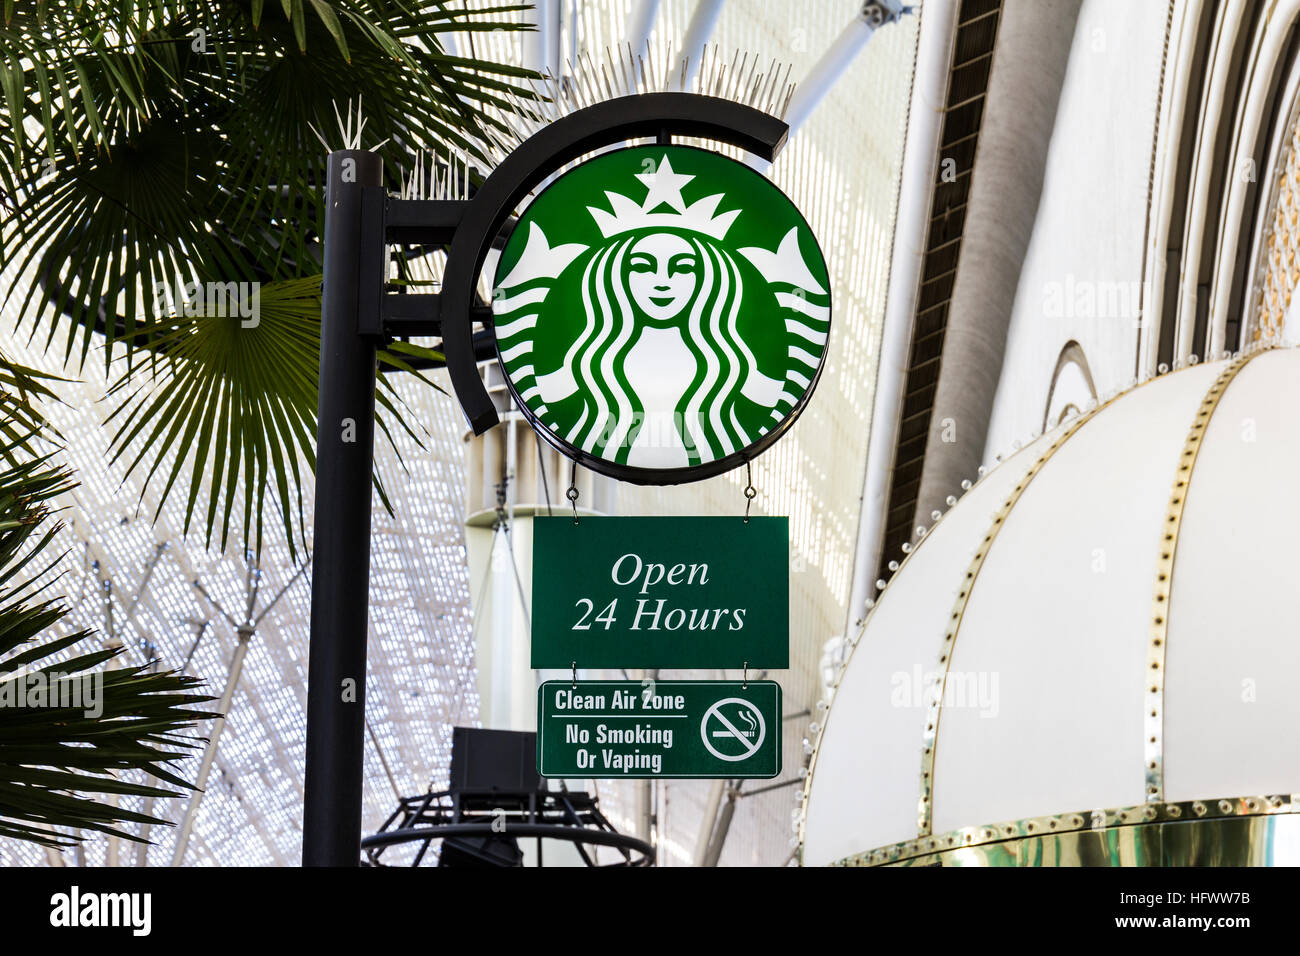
[370,197,493,347]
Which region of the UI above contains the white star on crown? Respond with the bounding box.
[587,154,741,240]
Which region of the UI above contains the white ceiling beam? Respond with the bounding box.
[624,0,662,60]
[525,0,562,76]
[1174,0,1247,364]
[843,0,956,636]
[676,0,727,90]
[784,1,909,138]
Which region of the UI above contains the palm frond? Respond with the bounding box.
[0,0,530,558]
[0,426,216,849]
[0,350,65,462]
[1,1,535,354]
[103,276,442,559]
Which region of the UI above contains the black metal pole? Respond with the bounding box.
[303,149,383,866]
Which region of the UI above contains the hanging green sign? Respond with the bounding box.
[531,515,789,669]
[493,144,831,484]
[537,680,782,779]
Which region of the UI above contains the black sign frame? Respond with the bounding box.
[439,92,831,485]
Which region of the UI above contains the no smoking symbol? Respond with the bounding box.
[700,697,766,762]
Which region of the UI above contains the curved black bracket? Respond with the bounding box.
[440,92,790,435]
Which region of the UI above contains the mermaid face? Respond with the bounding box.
[626,233,698,322]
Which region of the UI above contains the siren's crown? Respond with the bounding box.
[587,153,740,240]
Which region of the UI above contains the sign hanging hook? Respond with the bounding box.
[743,460,757,523]
[742,660,749,690]
[566,458,580,525]
[571,660,577,689]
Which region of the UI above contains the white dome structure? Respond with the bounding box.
[802,343,1300,866]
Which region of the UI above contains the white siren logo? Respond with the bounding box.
[493,145,830,478]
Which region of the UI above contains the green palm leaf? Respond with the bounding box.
[104,276,442,559]
[1,0,534,558]
[0,350,64,462]
[0,427,217,849]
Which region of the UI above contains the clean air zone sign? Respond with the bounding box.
[493,144,831,483]
[537,680,781,778]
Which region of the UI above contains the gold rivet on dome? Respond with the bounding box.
[1219,800,1233,814]
[1168,805,1181,818]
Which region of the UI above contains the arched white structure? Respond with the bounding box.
[803,343,1300,866]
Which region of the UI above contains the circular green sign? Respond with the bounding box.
[492,144,831,483]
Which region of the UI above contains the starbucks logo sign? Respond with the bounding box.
[493,145,831,482]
